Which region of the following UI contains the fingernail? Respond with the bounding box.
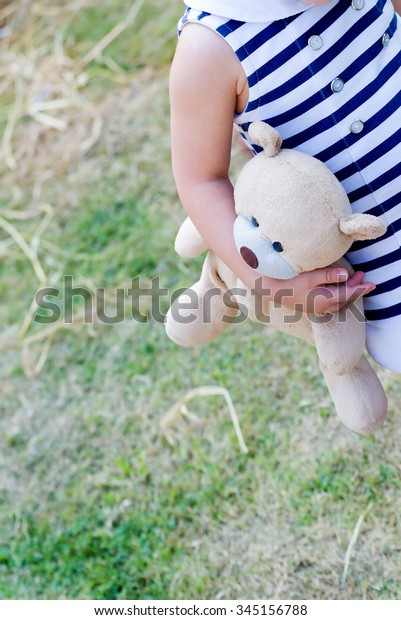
[338,271,348,280]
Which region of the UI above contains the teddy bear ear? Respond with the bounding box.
[339,214,387,240]
[248,122,282,157]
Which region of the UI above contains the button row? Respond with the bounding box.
[306,0,392,135]
[308,0,391,50]
[309,32,391,50]
[309,31,391,51]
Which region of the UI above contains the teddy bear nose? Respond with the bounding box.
[240,246,259,269]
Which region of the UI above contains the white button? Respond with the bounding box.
[351,0,365,9]
[382,32,391,47]
[350,120,364,134]
[308,35,323,50]
[331,77,344,93]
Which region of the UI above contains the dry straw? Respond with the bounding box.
[341,502,374,586]
[161,386,249,455]
[0,0,145,376]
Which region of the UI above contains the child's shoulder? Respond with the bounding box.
[172,23,247,112]
[177,20,234,63]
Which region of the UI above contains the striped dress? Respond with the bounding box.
[178,0,401,368]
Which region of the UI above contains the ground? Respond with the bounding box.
[0,0,400,600]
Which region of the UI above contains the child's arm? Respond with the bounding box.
[170,24,375,314]
[393,0,401,14]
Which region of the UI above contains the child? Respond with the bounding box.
[169,0,401,372]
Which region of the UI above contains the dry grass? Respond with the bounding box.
[1,1,101,180]
[0,0,159,376]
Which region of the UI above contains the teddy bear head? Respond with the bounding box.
[233,122,386,279]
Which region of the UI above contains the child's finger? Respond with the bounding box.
[323,281,375,311]
[309,279,375,314]
[306,267,349,288]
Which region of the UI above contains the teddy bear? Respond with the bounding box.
[165,121,388,435]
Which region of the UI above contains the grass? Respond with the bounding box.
[0,0,401,601]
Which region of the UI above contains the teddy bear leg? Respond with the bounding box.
[165,252,240,347]
[320,357,387,435]
[311,297,366,375]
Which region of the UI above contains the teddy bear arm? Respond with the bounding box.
[174,217,209,258]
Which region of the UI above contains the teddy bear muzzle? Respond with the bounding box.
[233,214,299,279]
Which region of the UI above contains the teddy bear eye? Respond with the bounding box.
[251,217,259,228]
[272,241,284,253]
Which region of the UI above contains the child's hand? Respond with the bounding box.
[264,268,375,315]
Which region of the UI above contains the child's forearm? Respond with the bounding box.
[177,176,275,293]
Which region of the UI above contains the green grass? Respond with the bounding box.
[0,0,401,601]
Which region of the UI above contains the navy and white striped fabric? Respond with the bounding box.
[178,0,401,327]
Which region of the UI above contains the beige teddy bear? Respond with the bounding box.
[166,121,388,435]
